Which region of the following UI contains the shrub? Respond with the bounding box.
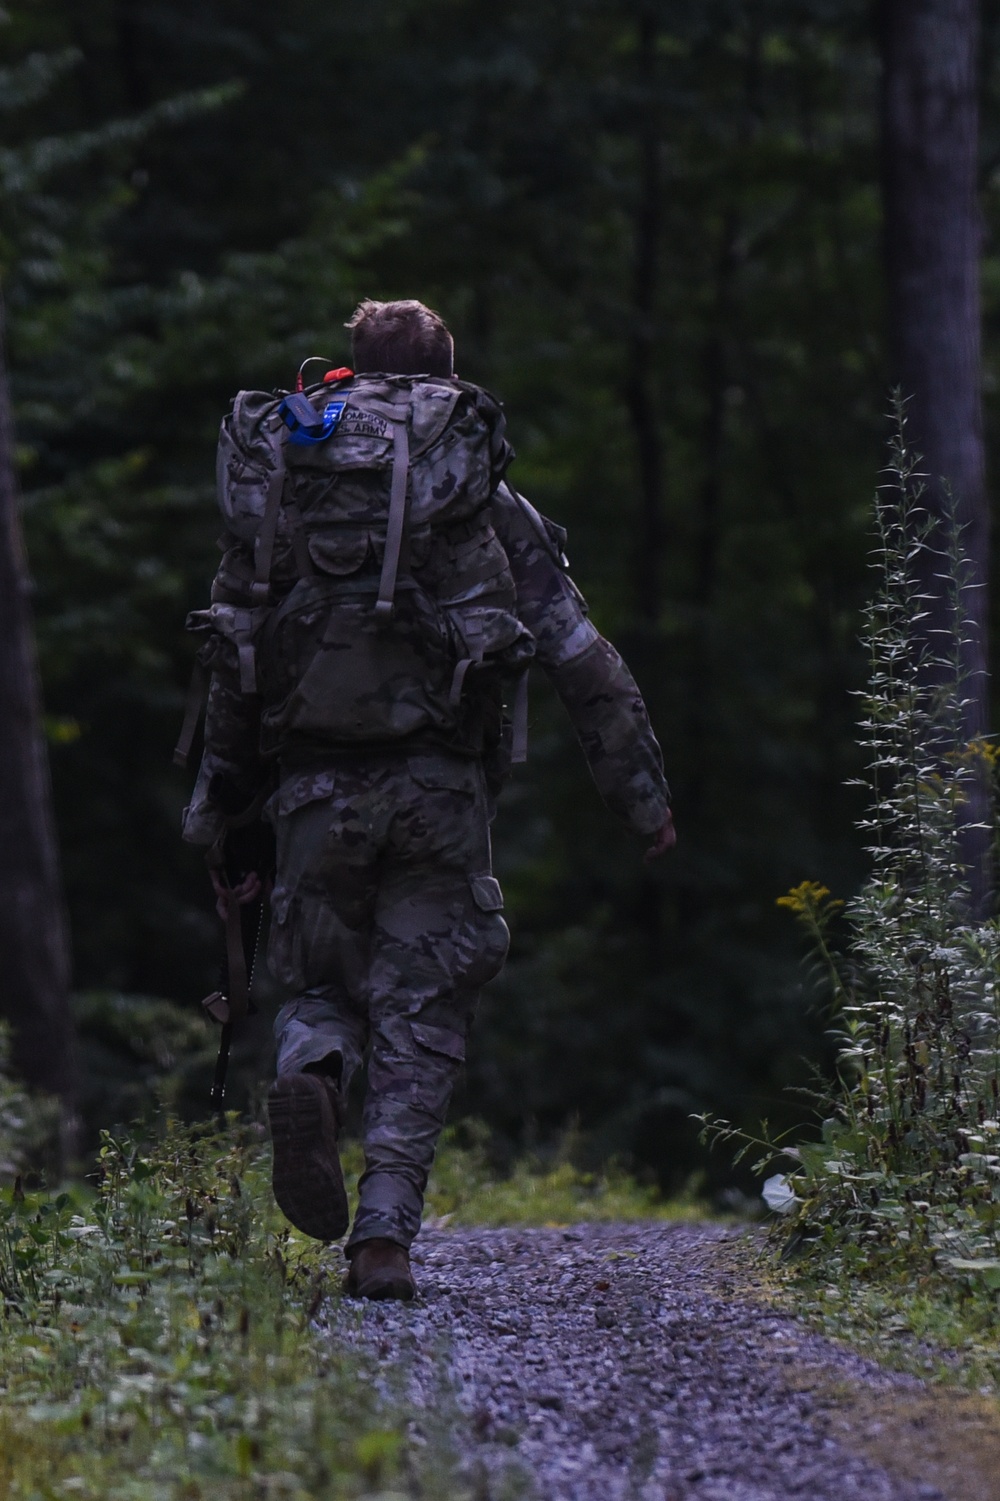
[0,1117,461,1498]
[705,407,1000,1292]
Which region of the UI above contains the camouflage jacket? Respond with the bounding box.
[181,486,670,845]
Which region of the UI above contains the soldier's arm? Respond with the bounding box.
[181,541,269,847]
[491,485,672,841]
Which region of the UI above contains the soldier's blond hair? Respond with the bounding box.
[346,299,454,377]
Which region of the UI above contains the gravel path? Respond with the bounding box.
[325,1221,974,1501]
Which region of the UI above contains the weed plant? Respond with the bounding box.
[0,1117,458,1500]
[705,408,1000,1299]
[0,1100,682,1497]
[0,1026,58,1179]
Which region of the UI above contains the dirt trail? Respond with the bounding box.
[325,1221,1000,1501]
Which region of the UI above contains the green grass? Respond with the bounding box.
[726,1218,1000,1398]
[408,1123,703,1228]
[0,1119,463,1500]
[778,1252,1000,1394]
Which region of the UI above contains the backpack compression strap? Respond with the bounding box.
[173,660,209,767]
[250,464,286,604]
[250,397,322,602]
[374,405,411,623]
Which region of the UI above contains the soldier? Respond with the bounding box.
[181,299,674,1301]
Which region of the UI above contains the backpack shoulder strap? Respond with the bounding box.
[239,397,317,601]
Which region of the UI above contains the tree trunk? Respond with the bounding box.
[880,0,990,906]
[0,292,77,1112]
[620,4,666,965]
[114,0,150,112]
[625,3,664,629]
[683,210,738,832]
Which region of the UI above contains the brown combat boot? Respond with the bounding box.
[344,1238,416,1301]
[267,1071,348,1242]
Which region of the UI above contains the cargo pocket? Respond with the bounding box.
[464,872,509,988]
[408,754,480,795]
[409,1020,466,1119]
[410,1020,466,1063]
[266,887,301,989]
[306,529,369,576]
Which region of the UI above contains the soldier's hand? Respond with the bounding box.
[210,867,262,922]
[644,810,676,861]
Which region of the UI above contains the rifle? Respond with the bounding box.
[201,781,275,1115]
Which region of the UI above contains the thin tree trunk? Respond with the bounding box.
[625,3,664,628]
[685,29,760,831]
[694,210,739,629]
[114,0,149,112]
[0,292,77,1114]
[683,211,738,831]
[880,0,989,907]
[621,4,666,966]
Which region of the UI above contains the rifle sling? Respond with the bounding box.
[511,669,529,765]
[204,830,260,1029]
[223,888,250,1027]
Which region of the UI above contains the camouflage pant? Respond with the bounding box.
[266,751,509,1252]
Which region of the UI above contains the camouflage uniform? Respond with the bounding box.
[183,483,669,1252]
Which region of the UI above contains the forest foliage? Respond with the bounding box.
[718,414,1000,1282]
[6,0,1000,1184]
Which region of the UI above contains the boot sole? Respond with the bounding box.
[268,1074,349,1242]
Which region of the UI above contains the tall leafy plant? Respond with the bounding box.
[711,406,1000,1282]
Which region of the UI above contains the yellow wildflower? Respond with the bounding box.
[776,880,843,915]
[946,737,1000,769]
[970,737,1000,769]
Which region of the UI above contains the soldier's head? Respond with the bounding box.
[346,298,455,378]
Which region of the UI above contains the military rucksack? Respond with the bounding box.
[176,371,535,765]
